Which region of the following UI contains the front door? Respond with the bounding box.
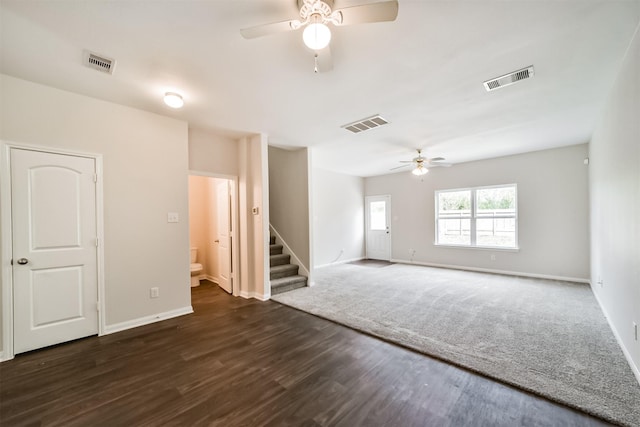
[365,195,391,261]
[11,148,99,354]
[216,180,232,294]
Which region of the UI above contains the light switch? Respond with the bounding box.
[167,212,179,223]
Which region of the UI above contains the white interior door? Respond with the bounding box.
[366,195,391,261]
[216,180,232,294]
[11,148,98,354]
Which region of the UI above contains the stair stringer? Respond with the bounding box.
[269,225,310,282]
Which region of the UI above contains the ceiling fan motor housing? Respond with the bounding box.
[296,0,341,26]
[298,0,334,17]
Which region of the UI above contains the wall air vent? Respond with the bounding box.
[83,50,116,75]
[341,115,389,134]
[483,65,534,92]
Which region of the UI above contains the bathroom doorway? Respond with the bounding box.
[188,173,238,295]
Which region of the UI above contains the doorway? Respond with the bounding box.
[1,144,105,359]
[365,195,391,261]
[188,174,237,295]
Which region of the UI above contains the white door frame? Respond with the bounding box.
[188,170,240,297]
[0,141,106,362]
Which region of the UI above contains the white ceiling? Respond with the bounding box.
[1,0,639,177]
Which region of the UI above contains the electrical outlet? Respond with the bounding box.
[150,287,159,298]
[490,254,496,261]
[167,212,179,223]
[597,276,603,287]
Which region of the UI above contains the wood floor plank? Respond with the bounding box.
[0,281,613,426]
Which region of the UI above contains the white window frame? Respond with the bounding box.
[435,184,518,250]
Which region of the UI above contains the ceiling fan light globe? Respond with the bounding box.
[412,167,428,176]
[303,22,331,50]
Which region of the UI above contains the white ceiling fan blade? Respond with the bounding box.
[334,1,399,26]
[314,46,333,73]
[240,20,296,39]
[390,164,411,171]
[430,157,446,162]
[427,162,452,168]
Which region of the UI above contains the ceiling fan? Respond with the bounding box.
[391,149,452,175]
[240,0,399,72]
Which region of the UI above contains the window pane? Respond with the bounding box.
[476,187,516,217]
[370,201,386,230]
[438,191,471,217]
[438,218,470,245]
[477,218,516,247]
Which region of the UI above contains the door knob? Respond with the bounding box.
[214,240,220,243]
[16,258,29,265]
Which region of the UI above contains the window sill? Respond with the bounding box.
[434,243,520,252]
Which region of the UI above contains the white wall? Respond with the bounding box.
[365,144,590,281]
[189,128,238,176]
[268,146,310,271]
[0,74,191,351]
[589,26,640,381]
[313,169,365,267]
[237,134,269,299]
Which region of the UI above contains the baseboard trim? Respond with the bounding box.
[0,351,10,362]
[390,259,590,284]
[102,306,193,335]
[239,290,270,301]
[590,286,640,386]
[315,257,365,270]
[203,275,218,284]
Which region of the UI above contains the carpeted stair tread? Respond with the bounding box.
[270,253,290,267]
[270,263,299,280]
[271,275,307,295]
[268,235,306,294]
[270,244,283,255]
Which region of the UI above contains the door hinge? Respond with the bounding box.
[93,173,98,183]
[96,301,100,311]
[95,237,99,247]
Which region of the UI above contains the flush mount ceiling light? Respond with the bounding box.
[164,92,184,109]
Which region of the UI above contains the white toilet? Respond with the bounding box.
[190,247,203,287]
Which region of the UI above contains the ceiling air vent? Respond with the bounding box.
[483,65,534,92]
[83,50,116,75]
[342,115,389,134]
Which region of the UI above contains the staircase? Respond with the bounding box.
[270,235,307,295]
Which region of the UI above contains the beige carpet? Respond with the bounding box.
[272,263,640,427]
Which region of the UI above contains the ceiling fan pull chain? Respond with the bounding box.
[314,54,319,73]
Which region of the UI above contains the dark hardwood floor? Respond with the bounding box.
[0,281,612,426]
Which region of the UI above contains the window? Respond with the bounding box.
[435,184,517,249]
[369,200,387,230]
